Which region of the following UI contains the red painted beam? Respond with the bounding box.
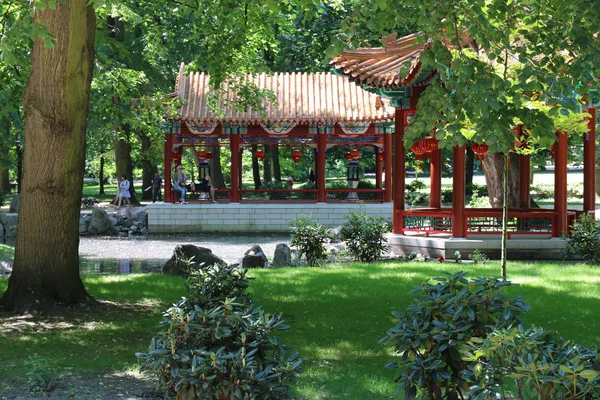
[230,132,240,202]
[384,132,393,201]
[430,148,442,208]
[317,133,326,202]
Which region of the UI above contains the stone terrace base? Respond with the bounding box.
[147,202,393,233]
[388,234,567,260]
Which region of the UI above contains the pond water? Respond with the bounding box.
[78,233,291,274]
[1,233,291,275]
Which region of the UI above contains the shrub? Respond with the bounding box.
[468,249,489,264]
[137,262,301,399]
[0,191,6,208]
[565,213,600,264]
[24,355,57,392]
[462,325,600,399]
[289,215,329,266]
[341,209,391,262]
[380,271,529,400]
[407,179,426,192]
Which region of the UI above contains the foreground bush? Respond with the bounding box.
[289,215,329,266]
[462,325,600,399]
[565,213,600,264]
[341,209,391,262]
[380,271,529,400]
[137,262,301,399]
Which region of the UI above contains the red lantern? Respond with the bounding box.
[205,152,214,160]
[421,137,438,154]
[376,152,385,162]
[172,152,181,163]
[254,150,266,160]
[344,153,353,160]
[410,141,426,160]
[197,150,207,159]
[349,149,360,160]
[291,149,302,163]
[471,142,489,161]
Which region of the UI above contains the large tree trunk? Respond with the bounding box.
[465,146,474,196]
[140,134,153,200]
[272,145,281,182]
[1,1,95,313]
[263,146,272,183]
[211,145,225,188]
[251,144,261,189]
[16,140,22,193]
[114,130,136,204]
[481,152,520,208]
[98,156,105,195]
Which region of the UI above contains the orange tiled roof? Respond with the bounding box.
[330,32,472,88]
[173,63,395,123]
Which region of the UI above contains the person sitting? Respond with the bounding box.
[194,174,217,203]
[173,165,188,204]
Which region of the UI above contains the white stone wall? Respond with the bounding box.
[147,203,393,233]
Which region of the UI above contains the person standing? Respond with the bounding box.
[173,165,188,204]
[152,172,163,203]
[117,175,132,209]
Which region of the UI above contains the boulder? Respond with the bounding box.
[241,245,269,268]
[118,207,131,218]
[9,195,19,213]
[0,213,18,238]
[327,226,342,243]
[163,245,227,275]
[108,216,118,227]
[0,261,12,276]
[132,208,147,224]
[88,207,114,235]
[79,218,89,234]
[122,218,135,228]
[272,243,292,267]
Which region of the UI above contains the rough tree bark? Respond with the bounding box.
[98,156,105,195]
[263,146,272,183]
[251,144,261,189]
[272,145,281,182]
[114,129,137,204]
[211,145,225,188]
[140,134,153,200]
[481,152,520,208]
[0,1,96,312]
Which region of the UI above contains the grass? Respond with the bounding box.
[0,244,13,262]
[81,181,119,202]
[0,261,599,399]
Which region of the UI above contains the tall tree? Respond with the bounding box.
[1,0,96,312]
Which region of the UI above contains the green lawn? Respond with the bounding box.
[0,261,598,398]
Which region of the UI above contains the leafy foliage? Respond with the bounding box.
[468,249,489,265]
[136,261,301,399]
[23,355,57,392]
[462,325,600,399]
[380,271,530,400]
[565,213,600,264]
[341,208,391,262]
[289,215,329,266]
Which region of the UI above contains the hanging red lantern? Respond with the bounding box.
[471,142,489,161]
[421,137,438,155]
[172,152,181,163]
[254,150,266,160]
[205,152,214,160]
[197,150,207,159]
[376,152,385,162]
[410,141,426,160]
[291,149,302,163]
[344,153,353,160]
[349,149,360,160]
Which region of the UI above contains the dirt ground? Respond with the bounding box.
[0,373,162,400]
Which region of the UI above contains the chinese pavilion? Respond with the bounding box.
[163,63,397,204]
[330,32,597,258]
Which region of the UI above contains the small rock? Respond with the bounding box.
[272,243,292,267]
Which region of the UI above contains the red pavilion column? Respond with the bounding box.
[164,133,173,203]
[384,132,392,201]
[554,131,568,236]
[393,109,407,233]
[230,132,240,202]
[452,145,466,238]
[317,132,326,202]
[430,148,442,208]
[583,107,596,217]
[375,147,383,189]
